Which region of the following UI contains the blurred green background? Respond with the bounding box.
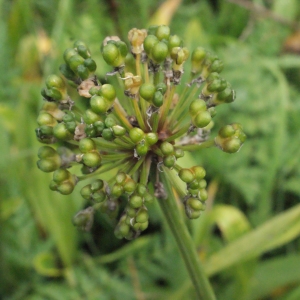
[1,0,300,299]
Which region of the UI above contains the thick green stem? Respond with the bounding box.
[159,172,216,300]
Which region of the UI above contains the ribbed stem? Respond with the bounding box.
[159,172,216,300]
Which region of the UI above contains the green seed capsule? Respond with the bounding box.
[91,179,104,191]
[187,197,204,211]
[191,166,206,180]
[67,54,85,73]
[37,159,59,173]
[111,184,124,197]
[129,194,143,208]
[135,208,149,223]
[53,169,69,183]
[136,143,149,156]
[187,209,202,219]
[90,95,109,114]
[168,35,182,51]
[118,222,130,237]
[193,111,212,128]
[126,206,137,218]
[77,45,90,59]
[116,172,127,184]
[37,112,57,126]
[174,148,184,158]
[59,63,77,81]
[79,138,96,153]
[219,125,235,138]
[179,168,195,183]
[155,25,170,41]
[46,74,66,90]
[151,41,168,63]
[38,145,57,159]
[83,109,101,124]
[93,190,106,203]
[143,35,158,55]
[189,99,207,117]
[58,182,75,195]
[53,123,73,140]
[163,155,176,168]
[80,185,92,200]
[139,83,156,101]
[129,127,145,143]
[63,48,78,63]
[198,189,208,201]
[77,65,90,80]
[152,91,164,107]
[136,184,147,196]
[104,116,117,128]
[223,138,242,153]
[102,128,114,141]
[144,192,154,204]
[99,84,116,101]
[145,132,158,146]
[82,152,102,167]
[160,141,174,156]
[124,179,137,193]
[102,43,119,66]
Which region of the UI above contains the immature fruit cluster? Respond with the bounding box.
[35,25,246,239]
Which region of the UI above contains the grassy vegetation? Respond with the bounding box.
[1,0,300,299]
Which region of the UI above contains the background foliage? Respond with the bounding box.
[1,0,300,299]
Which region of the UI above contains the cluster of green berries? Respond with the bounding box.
[35,25,246,239]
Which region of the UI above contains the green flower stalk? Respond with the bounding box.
[35,25,246,300]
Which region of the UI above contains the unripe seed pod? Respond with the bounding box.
[37,112,57,126]
[136,183,147,196]
[126,206,137,218]
[187,197,204,211]
[129,194,143,208]
[144,192,154,204]
[208,59,224,73]
[138,221,149,231]
[219,125,235,138]
[124,179,137,193]
[198,189,208,201]
[152,91,164,107]
[163,155,176,168]
[168,35,182,51]
[189,180,200,189]
[174,148,184,158]
[79,138,96,153]
[104,116,117,128]
[90,95,109,114]
[139,83,156,101]
[111,184,124,197]
[151,41,168,63]
[129,127,145,143]
[38,145,57,159]
[102,43,119,66]
[46,74,65,90]
[102,128,114,141]
[63,48,77,63]
[135,207,149,223]
[83,109,101,124]
[53,169,69,183]
[193,111,212,128]
[67,54,85,73]
[160,141,174,156]
[155,25,170,41]
[59,63,77,81]
[77,65,89,80]
[198,179,207,189]
[191,166,206,180]
[136,143,149,156]
[82,152,101,167]
[191,47,206,73]
[145,132,158,146]
[37,159,59,173]
[118,222,130,237]
[53,123,73,140]
[223,138,242,153]
[99,84,116,101]
[94,121,105,133]
[189,99,207,117]
[155,82,167,94]
[91,179,104,191]
[143,35,159,55]
[116,172,126,184]
[80,185,92,200]
[179,168,195,183]
[77,45,90,59]
[187,209,202,219]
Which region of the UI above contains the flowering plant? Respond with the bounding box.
[35,25,245,299]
